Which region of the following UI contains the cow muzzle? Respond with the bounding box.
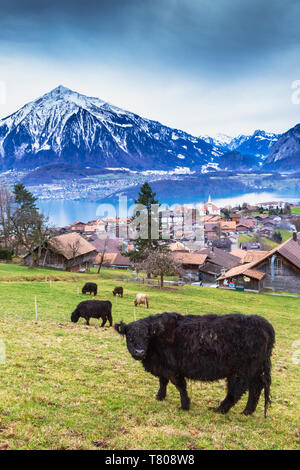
[133,349,146,360]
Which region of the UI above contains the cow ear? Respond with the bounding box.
[150,315,177,344]
[114,322,127,336]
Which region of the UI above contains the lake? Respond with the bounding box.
[37,191,300,227]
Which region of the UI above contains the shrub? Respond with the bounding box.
[0,248,13,260]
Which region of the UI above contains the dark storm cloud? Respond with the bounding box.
[1,0,300,78]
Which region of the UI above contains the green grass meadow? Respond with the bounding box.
[0,263,299,450]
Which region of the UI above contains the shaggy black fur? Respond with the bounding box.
[71,300,112,326]
[115,312,275,417]
[113,286,123,297]
[82,282,98,296]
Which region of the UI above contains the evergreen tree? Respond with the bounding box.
[13,184,37,211]
[11,184,50,266]
[129,182,167,262]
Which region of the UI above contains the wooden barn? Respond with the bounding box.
[23,233,97,272]
[172,252,207,280]
[218,232,300,293]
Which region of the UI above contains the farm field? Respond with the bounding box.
[0,263,299,450]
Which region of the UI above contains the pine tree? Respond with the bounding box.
[11,184,50,266]
[129,182,167,262]
[13,184,38,211]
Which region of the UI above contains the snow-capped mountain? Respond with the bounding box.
[228,130,281,159]
[202,130,280,160]
[0,85,224,172]
[200,133,233,150]
[264,124,300,171]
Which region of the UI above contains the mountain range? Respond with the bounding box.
[0,85,298,174]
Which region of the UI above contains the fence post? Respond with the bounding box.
[35,296,38,320]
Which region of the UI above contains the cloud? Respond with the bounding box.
[1,0,300,76]
[1,1,300,135]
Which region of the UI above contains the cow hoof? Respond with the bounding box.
[156,394,166,401]
[180,405,190,411]
[181,400,190,411]
[242,409,253,416]
[209,406,227,414]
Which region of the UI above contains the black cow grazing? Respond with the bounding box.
[82,282,98,296]
[113,286,123,297]
[115,313,275,417]
[71,300,112,326]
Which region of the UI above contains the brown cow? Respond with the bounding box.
[113,286,123,297]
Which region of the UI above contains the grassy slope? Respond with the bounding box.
[0,264,299,450]
[238,234,279,251]
[292,208,300,216]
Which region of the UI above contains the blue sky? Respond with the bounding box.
[1,0,300,136]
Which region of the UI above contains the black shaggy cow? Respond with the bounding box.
[113,286,123,297]
[82,282,98,296]
[71,300,112,326]
[115,313,275,417]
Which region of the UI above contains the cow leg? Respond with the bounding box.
[171,376,190,410]
[85,317,90,326]
[214,376,248,414]
[156,377,169,401]
[101,317,107,327]
[242,374,264,416]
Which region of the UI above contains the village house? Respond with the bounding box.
[167,241,190,252]
[218,232,300,293]
[69,221,86,233]
[197,247,241,281]
[23,232,97,272]
[229,213,241,223]
[231,249,269,264]
[204,223,219,241]
[94,252,131,269]
[171,252,207,281]
[257,201,287,211]
[219,220,236,235]
[236,221,255,234]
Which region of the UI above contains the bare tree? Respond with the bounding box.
[11,210,50,266]
[135,248,183,287]
[97,237,109,274]
[66,239,83,270]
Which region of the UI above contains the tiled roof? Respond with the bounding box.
[95,252,131,266]
[48,233,97,260]
[198,247,241,269]
[172,252,207,266]
[219,233,300,279]
[232,249,269,264]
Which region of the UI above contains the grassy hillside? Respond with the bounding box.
[291,207,300,216]
[238,234,279,250]
[0,264,299,450]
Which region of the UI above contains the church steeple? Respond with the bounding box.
[208,194,212,204]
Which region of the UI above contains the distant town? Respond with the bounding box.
[23,192,299,295]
